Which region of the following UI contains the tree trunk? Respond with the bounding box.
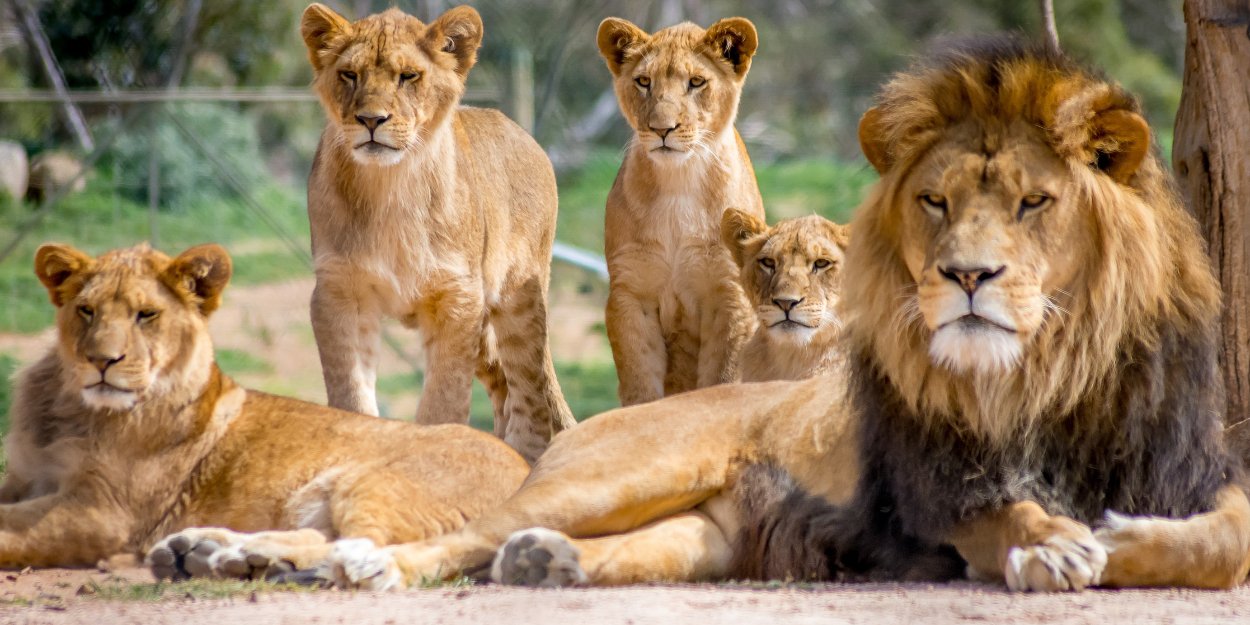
[1173,0,1250,460]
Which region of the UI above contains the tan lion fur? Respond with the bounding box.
[302,4,573,462]
[721,209,851,382]
[597,17,765,405]
[0,243,528,571]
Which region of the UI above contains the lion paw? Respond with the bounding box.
[325,538,403,591]
[147,528,309,581]
[147,527,247,580]
[491,528,588,588]
[1005,531,1107,592]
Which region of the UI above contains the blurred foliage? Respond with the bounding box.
[99,103,267,207]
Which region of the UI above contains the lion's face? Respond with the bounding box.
[301,4,482,167]
[723,210,850,343]
[597,17,757,164]
[34,244,231,412]
[897,123,1087,374]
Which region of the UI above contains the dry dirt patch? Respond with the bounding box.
[2,570,1248,625]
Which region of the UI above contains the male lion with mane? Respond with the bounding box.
[0,243,527,575]
[302,4,574,462]
[158,38,1250,593]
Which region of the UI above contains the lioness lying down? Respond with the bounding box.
[0,243,528,574]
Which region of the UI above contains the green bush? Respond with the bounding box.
[100,103,268,209]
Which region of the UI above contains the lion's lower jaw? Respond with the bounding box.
[81,386,139,411]
[928,325,1023,376]
[349,145,407,167]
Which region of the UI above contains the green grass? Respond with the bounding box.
[0,352,15,475]
[0,179,310,334]
[215,348,274,376]
[78,576,319,602]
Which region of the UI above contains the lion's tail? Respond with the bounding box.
[727,464,966,582]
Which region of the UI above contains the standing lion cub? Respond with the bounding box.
[597,16,765,405]
[301,4,574,461]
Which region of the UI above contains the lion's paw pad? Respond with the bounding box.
[491,528,588,588]
[1005,535,1107,592]
[146,528,244,581]
[326,538,402,591]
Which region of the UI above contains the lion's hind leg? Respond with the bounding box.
[492,498,737,587]
[1096,484,1250,589]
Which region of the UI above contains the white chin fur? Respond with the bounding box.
[769,323,817,345]
[82,386,138,411]
[350,146,405,167]
[929,324,1023,375]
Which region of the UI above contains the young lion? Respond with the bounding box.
[0,243,528,573]
[301,4,574,461]
[720,209,851,382]
[597,16,765,405]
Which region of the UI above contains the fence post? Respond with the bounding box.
[147,123,160,247]
[510,46,534,133]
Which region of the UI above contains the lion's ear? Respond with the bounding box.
[301,3,351,72]
[163,245,232,316]
[426,5,483,78]
[720,208,769,267]
[597,18,649,76]
[858,107,891,174]
[1086,109,1150,184]
[833,223,852,250]
[34,244,93,307]
[703,18,758,78]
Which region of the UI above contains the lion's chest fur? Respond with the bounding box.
[605,145,760,341]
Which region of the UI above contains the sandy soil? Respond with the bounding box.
[2,565,1248,625]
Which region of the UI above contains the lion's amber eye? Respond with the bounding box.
[398,71,418,85]
[1020,193,1051,213]
[919,193,947,214]
[689,76,706,89]
[758,258,775,271]
[77,305,94,321]
[635,76,651,89]
[136,309,160,323]
[813,259,832,271]
[339,70,357,83]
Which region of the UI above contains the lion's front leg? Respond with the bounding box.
[948,500,1107,592]
[1095,484,1250,589]
[413,285,483,425]
[696,279,754,387]
[147,527,331,581]
[606,288,667,406]
[311,273,382,416]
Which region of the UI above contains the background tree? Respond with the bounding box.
[1173,0,1250,458]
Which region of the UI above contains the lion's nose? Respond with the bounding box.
[939,265,1004,295]
[773,297,803,313]
[89,353,125,373]
[650,123,679,138]
[355,114,391,131]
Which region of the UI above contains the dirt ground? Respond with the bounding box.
[1,564,1248,625]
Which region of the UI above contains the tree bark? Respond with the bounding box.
[1173,0,1250,460]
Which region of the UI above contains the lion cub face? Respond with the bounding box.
[34,243,231,411]
[597,17,757,164]
[722,210,851,343]
[892,124,1087,375]
[301,4,483,167]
